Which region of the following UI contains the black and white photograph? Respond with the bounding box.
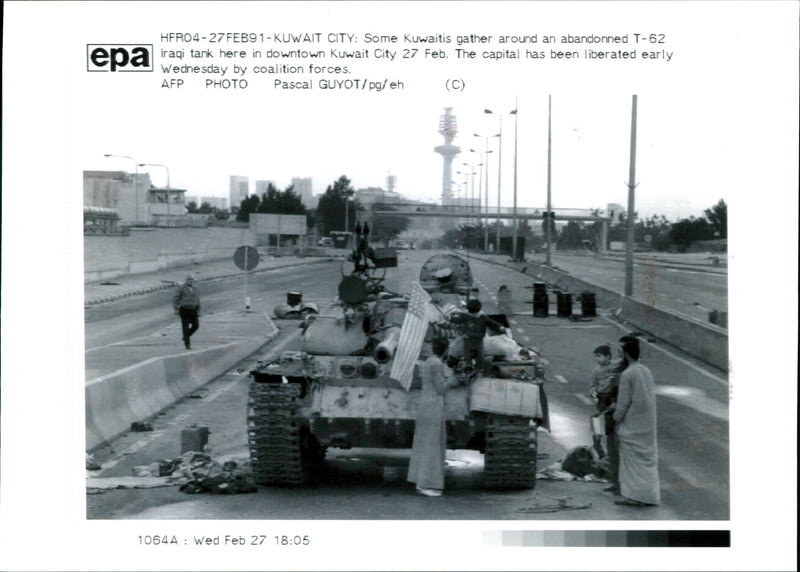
[1,1,797,571]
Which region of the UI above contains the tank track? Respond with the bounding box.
[247,382,322,485]
[483,414,538,489]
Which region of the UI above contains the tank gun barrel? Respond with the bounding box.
[374,326,401,363]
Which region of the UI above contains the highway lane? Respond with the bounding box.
[84,261,343,352]
[86,250,729,520]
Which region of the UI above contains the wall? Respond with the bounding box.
[84,226,256,282]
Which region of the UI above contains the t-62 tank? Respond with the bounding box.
[247,232,549,489]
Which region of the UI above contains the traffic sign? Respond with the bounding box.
[233,245,259,271]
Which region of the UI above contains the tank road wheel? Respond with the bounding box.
[247,382,323,485]
[483,414,538,489]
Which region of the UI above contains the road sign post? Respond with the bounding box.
[234,245,259,311]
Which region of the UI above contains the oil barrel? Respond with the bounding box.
[580,292,597,317]
[287,291,302,306]
[556,292,572,317]
[532,282,548,317]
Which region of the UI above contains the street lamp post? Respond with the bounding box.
[511,99,519,261]
[105,154,138,225]
[469,150,486,247]
[139,162,171,217]
[462,162,480,214]
[484,111,503,252]
[472,136,495,251]
[546,95,553,266]
[485,107,517,255]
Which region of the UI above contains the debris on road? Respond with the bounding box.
[86,454,102,471]
[516,492,592,513]
[130,421,153,432]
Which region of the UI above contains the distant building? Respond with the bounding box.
[607,203,626,221]
[355,186,403,206]
[83,170,188,226]
[291,177,314,208]
[230,175,249,210]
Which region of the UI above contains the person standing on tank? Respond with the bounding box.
[407,337,459,497]
[173,274,201,350]
[456,298,505,373]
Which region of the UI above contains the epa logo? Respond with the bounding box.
[87,44,153,72]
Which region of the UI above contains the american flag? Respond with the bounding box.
[390,281,432,391]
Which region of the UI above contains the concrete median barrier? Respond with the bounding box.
[619,296,728,370]
[86,335,271,451]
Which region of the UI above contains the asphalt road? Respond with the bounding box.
[86,251,729,520]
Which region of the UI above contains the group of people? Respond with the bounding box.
[407,295,661,505]
[590,335,660,507]
[174,274,659,505]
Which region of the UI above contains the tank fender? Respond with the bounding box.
[469,378,544,420]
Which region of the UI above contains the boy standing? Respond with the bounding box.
[590,344,622,491]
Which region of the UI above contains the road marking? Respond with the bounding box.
[656,385,728,421]
[554,374,568,384]
[509,319,517,325]
[556,325,615,329]
[575,393,595,406]
[600,315,728,386]
[523,336,531,342]
[516,328,524,334]
[670,464,704,488]
[95,432,164,473]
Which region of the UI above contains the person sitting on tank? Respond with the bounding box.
[450,298,505,373]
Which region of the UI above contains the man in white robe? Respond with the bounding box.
[612,337,660,506]
[407,338,458,496]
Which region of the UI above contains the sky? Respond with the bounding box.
[81,90,732,222]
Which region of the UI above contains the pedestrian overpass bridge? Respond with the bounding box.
[371,202,613,222]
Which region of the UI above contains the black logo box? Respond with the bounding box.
[87,44,154,72]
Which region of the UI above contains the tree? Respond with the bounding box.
[186,201,199,213]
[256,183,307,215]
[370,206,410,246]
[669,216,714,252]
[315,175,357,235]
[703,199,727,238]
[440,224,485,250]
[236,194,260,222]
[557,221,585,249]
[198,201,213,214]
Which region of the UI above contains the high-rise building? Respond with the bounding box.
[291,177,314,207]
[229,176,249,209]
